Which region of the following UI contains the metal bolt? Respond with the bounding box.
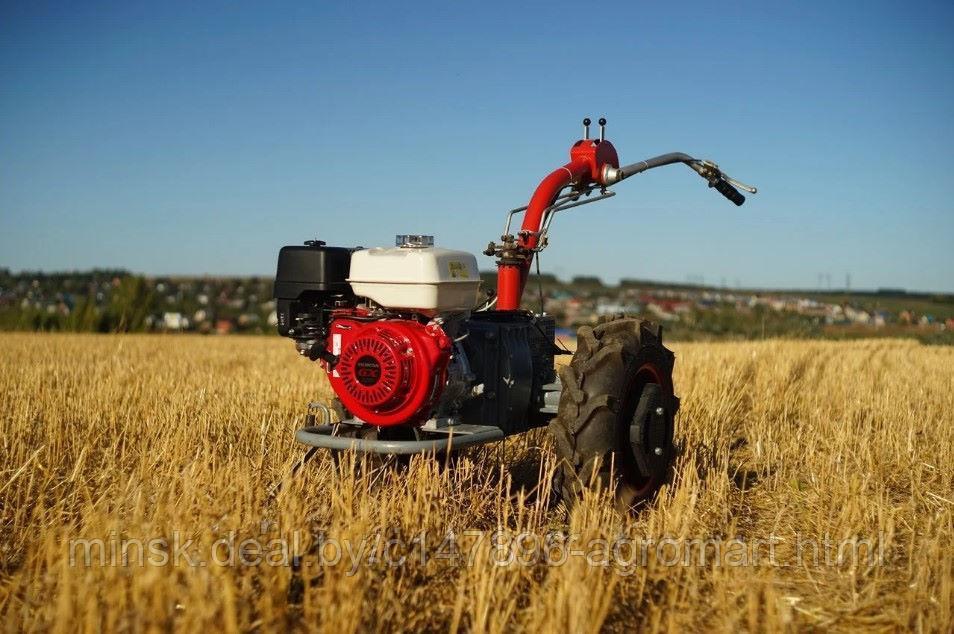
[654,447,663,456]
[655,407,664,416]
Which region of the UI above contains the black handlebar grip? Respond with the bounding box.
[711,178,745,206]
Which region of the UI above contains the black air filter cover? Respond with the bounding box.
[273,242,353,300]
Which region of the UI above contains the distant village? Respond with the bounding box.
[1,269,952,343]
[553,286,950,329]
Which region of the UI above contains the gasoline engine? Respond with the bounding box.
[275,234,556,434]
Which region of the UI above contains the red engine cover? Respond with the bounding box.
[325,317,452,426]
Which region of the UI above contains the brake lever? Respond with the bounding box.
[724,175,757,194]
[692,160,758,194]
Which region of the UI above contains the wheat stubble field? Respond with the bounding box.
[0,333,951,632]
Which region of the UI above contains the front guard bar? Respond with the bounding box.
[295,424,505,455]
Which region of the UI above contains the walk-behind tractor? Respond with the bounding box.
[275,119,756,509]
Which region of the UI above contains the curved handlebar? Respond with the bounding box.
[603,152,697,182]
[603,152,757,207]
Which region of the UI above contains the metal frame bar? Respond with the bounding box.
[502,186,606,236]
[295,424,505,455]
[539,189,615,240]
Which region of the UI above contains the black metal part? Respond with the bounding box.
[274,242,353,301]
[458,312,556,435]
[273,241,356,353]
[629,383,670,478]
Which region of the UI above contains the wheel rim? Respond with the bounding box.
[617,362,673,506]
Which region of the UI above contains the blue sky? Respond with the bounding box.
[2,1,953,291]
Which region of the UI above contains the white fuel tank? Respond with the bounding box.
[348,237,481,315]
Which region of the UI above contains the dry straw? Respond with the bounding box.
[0,333,951,632]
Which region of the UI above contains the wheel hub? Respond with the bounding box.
[629,383,671,480]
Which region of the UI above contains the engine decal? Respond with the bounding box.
[448,261,470,279]
[354,355,382,386]
[332,333,342,377]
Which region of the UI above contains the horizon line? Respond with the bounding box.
[2,266,952,298]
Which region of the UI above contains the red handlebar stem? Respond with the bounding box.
[495,138,619,310]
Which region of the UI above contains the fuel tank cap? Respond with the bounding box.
[395,234,434,248]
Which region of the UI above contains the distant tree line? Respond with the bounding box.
[0,275,156,333]
[0,270,275,334]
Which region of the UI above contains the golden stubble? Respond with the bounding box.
[0,334,951,633]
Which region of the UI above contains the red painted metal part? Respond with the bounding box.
[495,261,524,311]
[636,362,672,397]
[495,139,619,310]
[326,317,451,426]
